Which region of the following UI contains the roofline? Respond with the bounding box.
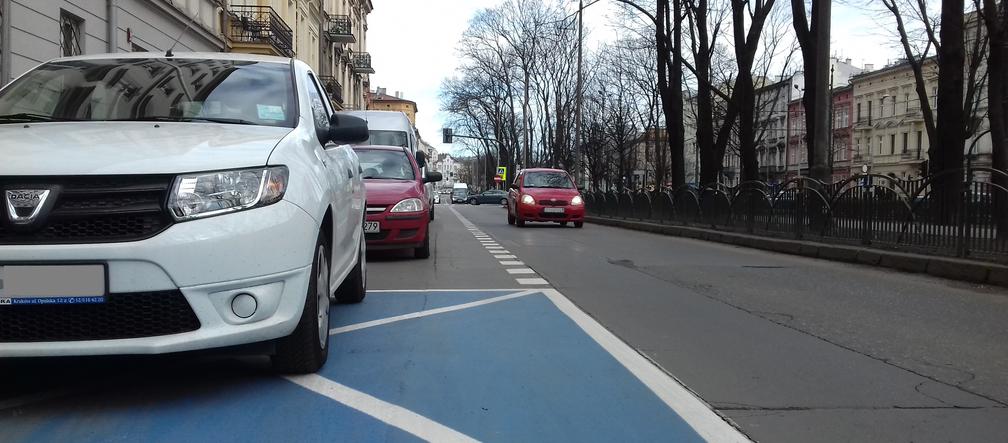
[850,56,937,82]
[46,52,292,64]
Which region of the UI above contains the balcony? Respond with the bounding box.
[319,75,344,106]
[227,5,294,58]
[352,52,375,74]
[324,13,355,44]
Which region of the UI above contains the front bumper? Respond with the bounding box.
[517,204,585,222]
[365,211,428,250]
[0,200,319,357]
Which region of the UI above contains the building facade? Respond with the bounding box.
[786,85,856,181]
[368,87,417,125]
[0,0,226,85]
[224,0,372,110]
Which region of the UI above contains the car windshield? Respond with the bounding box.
[357,149,415,180]
[523,172,574,189]
[365,130,409,147]
[0,58,296,127]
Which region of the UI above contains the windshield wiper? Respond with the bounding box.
[0,112,60,122]
[106,116,258,125]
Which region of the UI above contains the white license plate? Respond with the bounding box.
[0,264,107,306]
[363,221,381,234]
[543,207,565,214]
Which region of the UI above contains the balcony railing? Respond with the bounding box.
[227,5,294,58]
[352,52,375,74]
[324,13,355,43]
[319,75,343,106]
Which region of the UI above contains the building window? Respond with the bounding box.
[856,103,862,121]
[916,130,923,152]
[878,136,883,155]
[902,132,908,153]
[890,134,896,155]
[868,100,873,124]
[904,93,910,112]
[60,10,84,57]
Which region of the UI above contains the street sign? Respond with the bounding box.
[496,166,507,183]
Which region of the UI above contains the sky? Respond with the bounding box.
[366,0,898,157]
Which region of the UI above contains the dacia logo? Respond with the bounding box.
[5,189,51,224]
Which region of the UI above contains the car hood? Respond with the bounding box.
[522,187,580,201]
[364,179,423,205]
[0,122,293,175]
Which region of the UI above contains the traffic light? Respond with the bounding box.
[442,128,453,144]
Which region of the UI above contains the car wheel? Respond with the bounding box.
[507,205,516,225]
[430,207,435,221]
[469,198,478,205]
[335,234,366,304]
[560,221,568,227]
[500,198,507,205]
[415,225,431,259]
[516,215,526,227]
[574,221,584,228]
[272,232,330,374]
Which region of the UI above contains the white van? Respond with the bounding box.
[452,183,470,204]
[342,110,417,154]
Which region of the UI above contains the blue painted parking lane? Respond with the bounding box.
[1,288,746,442]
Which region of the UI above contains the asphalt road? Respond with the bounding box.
[447,201,1008,442]
[2,200,1005,442]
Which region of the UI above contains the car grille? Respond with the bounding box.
[365,230,390,241]
[539,199,569,206]
[0,175,175,244]
[0,290,201,342]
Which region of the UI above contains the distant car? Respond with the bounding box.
[451,187,470,204]
[434,194,441,204]
[354,145,442,258]
[507,168,585,228]
[468,189,508,205]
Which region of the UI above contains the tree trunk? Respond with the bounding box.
[935,0,968,224]
[793,0,832,181]
[692,0,718,185]
[981,0,1007,242]
[666,0,687,187]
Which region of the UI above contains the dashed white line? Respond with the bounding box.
[330,290,537,335]
[495,254,517,259]
[506,268,536,275]
[500,260,524,266]
[516,277,549,285]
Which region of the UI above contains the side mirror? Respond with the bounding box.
[328,114,369,145]
[424,171,443,183]
[415,151,427,168]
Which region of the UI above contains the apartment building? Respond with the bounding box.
[0,0,225,85]
[369,87,417,126]
[786,85,856,181]
[224,0,372,110]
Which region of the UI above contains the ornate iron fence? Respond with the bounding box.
[586,168,1008,263]
[228,5,294,58]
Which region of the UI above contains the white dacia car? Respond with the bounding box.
[0,52,368,373]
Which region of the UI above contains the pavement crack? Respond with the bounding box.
[606,258,638,269]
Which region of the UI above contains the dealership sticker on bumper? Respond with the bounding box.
[0,264,106,305]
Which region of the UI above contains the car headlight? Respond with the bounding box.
[521,194,535,205]
[571,195,584,206]
[168,166,288,221]
[390,198,424,213]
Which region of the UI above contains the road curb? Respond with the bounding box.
[586,216,1008,288]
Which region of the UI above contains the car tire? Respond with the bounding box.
[415,225,431,259]
[272,232,330,374]
[516,215,526,227]
[500,198,507,205]
[574,221,584,228]
[469,198,478,205]
[430,207,435,221]
[507,206,516,225]
[335,234,366,304]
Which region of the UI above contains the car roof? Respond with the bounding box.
[48,52,292,65]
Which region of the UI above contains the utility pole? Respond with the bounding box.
[574,0,585,187]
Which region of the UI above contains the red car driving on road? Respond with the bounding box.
[354,146,442,258]
[507,168,585,228]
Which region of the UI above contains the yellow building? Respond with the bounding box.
[368,88,418,126]
[223,0,373,110]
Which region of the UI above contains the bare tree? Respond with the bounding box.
[792,0,832,181]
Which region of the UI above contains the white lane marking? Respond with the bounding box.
[486,246,504,250]
[516,278,549,285]
[506,268,536,275]
[286,374,477,443]
[491,251,511,255]
[500,261,524,266]
[495,254,517,259]
[540,288,751,442]
[330,290,537,335]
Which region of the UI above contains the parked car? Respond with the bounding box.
[354,145,442,258]
[0,53,369,374]
[507,168,585,228]
[468,189,508,205]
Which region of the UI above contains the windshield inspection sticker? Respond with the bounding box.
[257,104,285,121]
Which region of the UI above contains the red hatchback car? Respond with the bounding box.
[354,146,442,258]
[507,168,585,228]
